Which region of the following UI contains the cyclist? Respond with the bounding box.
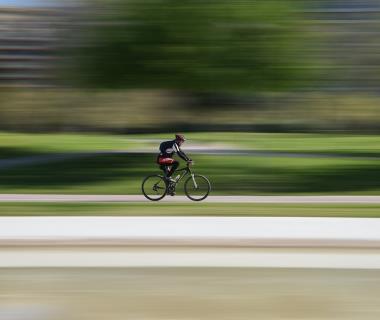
[157,134,192,185]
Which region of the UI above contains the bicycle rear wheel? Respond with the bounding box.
[184,174,211,201]
[142,175,167,201]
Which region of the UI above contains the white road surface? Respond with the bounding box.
[1,217,380,269]
[1,217,380,241]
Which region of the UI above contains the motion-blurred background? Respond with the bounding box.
[1,0,380,132]
[1,2,380,320]
[0,0,379,198]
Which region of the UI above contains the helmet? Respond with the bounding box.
[175,134,186,142]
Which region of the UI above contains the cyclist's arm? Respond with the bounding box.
[174,143,191,162]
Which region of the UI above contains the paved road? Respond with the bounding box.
[1,217,380,268]
[1,194,380,203]
[1,216,380,250]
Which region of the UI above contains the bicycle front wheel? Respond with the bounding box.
[184,174,211,201]
[142,175,167,201]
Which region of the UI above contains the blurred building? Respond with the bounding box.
[0,6,69,87]
[309,0,380,91]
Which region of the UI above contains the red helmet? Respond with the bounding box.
[175,134,186,142]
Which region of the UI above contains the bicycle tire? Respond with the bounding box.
[142,174,167,201]
[184,174,211,201]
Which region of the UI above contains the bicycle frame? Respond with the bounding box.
[143,162,209,201]
[171,163,197,188]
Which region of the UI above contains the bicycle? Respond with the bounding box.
[142,162,211,201]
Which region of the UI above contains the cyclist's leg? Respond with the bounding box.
[159,164,167,177]
[167,161,178,196]
[158,157,176,178]
[167,161,179,177]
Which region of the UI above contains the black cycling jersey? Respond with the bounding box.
[159,140,190,162]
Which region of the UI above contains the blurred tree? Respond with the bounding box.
[69,0,309,93]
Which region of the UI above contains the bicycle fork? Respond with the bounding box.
[191,174,198,189]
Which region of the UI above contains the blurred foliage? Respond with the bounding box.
[69,0,309,92]
[0,89,379,132]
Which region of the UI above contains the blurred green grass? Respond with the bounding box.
[0,132,379,195]
[0,153,379,195]
[1,132,380,158]
[0,132,139,159]
[0,203,380,217]
[189,132,380,156]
